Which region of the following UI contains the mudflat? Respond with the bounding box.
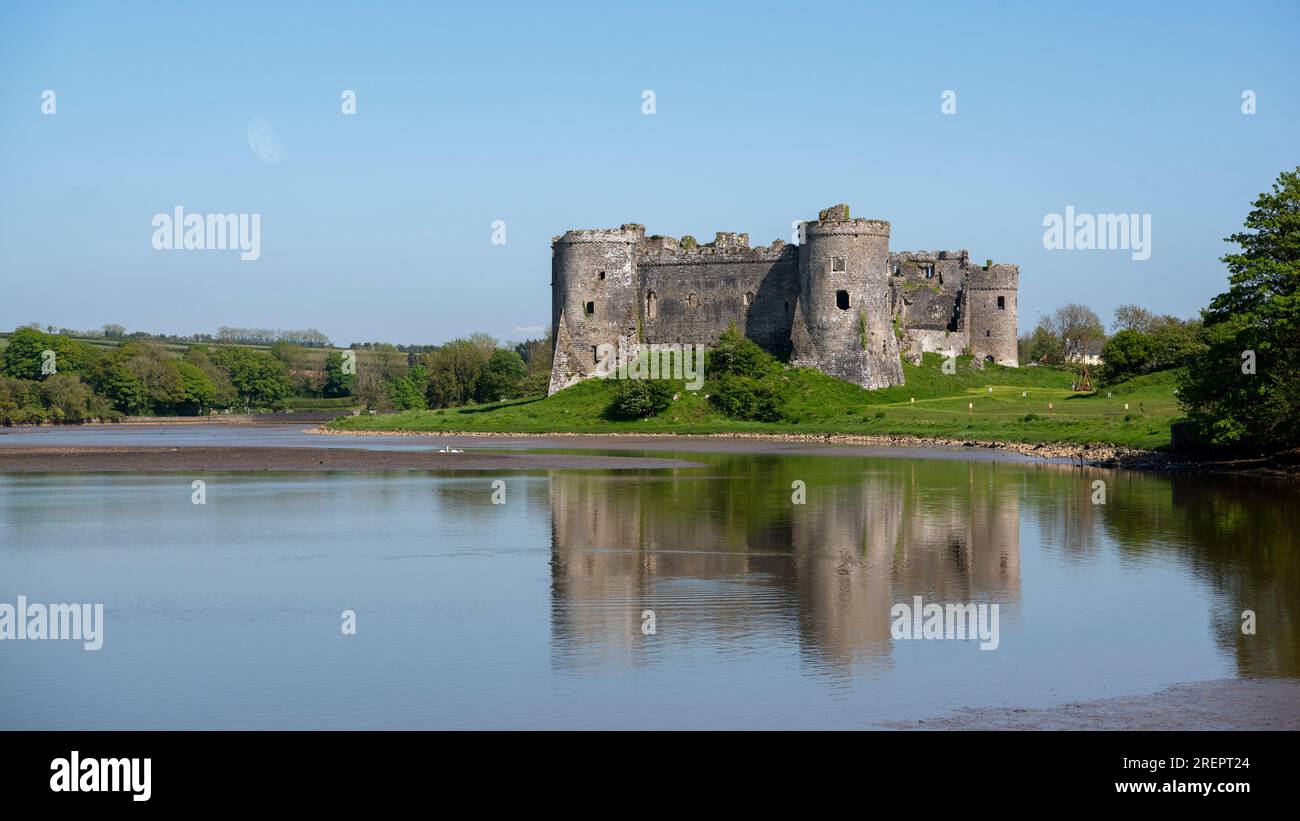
[878,678,1300,730]
[0,445,698,472]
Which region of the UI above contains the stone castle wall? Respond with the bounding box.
[639,239,798,357]
[549,205,1019,394]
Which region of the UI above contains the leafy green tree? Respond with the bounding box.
[1146,319,1205,371]
[425,366,461,409]
[1,328,102,379]
[1019,317,1066,365]
[2,327,55,379]
[386,364,428,410]
[183,347,238,408]
[424,338,493,408]
[322,351,356,397]
[475,349,526,402]
[121,343,182,413]
[210,346,293,408]
[514,332,554,396]
[1111,304,1160,334]
[38,374,105,422]
[1050,304,1105,362]
[0,376,45,424]
[175,361,217,414]
[354,370,392,411]
[90,351,148,414]
[1179,167,1300,448]
[1098,329,1157,384]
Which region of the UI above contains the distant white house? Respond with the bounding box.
[1068,339,1105,367]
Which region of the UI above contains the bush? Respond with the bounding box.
[711,374,784,422]
[519,370,551,397]
[706,325,772,379]
[610,379,674,418]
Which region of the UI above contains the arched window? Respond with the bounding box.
[836,290,850,310]
[646,290,657,320]
[743,291,754,307]
[687,293,698,309]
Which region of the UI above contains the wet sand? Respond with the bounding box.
[0,445,698,472]
[879,677,1300,730]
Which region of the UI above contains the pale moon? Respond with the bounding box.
[247,116,285,164]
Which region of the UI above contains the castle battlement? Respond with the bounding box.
[548,204,1019,395]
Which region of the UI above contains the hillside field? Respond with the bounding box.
[329,354,1182,449]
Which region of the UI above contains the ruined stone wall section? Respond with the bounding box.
[792,216,904,389]
[638,243,798,357]
[966,264,1020,366]
[902,328,966,364]
[547,207,1019,394]
[549,227,642,394]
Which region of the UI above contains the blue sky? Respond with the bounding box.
[2,0,1297,346]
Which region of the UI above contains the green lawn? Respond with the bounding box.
[329,354,1183,449]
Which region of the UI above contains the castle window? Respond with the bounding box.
[997,295,1005,310]
[922,264,935,279]
[687,293,698,309]
[836,290,850,310]
[938,272,943,285]
[986,330,991,337]
[892,263,900,276]
[584,301,594,316]
[646,290,657,320]
[832,256,846,273]
[598,271,606,281]
[743,291,753,307]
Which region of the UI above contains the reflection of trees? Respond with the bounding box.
[548,456,1022,672]
[1019,464,1107,559]
[1095,474,1300,676]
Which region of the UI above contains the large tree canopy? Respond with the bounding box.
[1179,167,1300,448]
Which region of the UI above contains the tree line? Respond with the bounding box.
[1018,302,1204,386]
[0,327,553,424]
[1019,166,1299,451]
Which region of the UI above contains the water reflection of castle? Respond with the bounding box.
[548,459,1022,671]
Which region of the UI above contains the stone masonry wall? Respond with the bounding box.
[639,237,798,358]
[548,206,1019,394]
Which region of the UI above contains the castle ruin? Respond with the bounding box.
[549,204,1018,394]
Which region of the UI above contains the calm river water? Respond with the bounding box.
[1,426,1296,728]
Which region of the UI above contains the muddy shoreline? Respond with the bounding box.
[0,445,698,472]
[879,677,1300,730]
[310,427,1300,478]
[2,422,1295,477]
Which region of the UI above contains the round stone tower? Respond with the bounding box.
[791,205,904,388]
[965,263,1019,366]
[549,225,643,394]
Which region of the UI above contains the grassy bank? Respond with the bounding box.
[328,354,1182,449]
